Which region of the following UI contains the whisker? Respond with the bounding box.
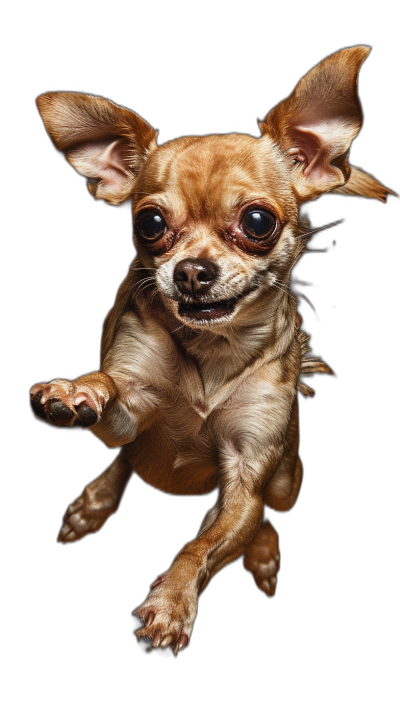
[133,277,156,298]
[295,292,316,311]
[298,219,343,241]
[136,277,156,290]
[275,278,316,311]
[134,287,153,300]
[226,320,235,339]
[148,288,160,306]
[185,318,201,332]
[135,275,155,284]
[171,320,189,334]
[129,266,157,273]
[133,276,156,290]
[275,285,295,300]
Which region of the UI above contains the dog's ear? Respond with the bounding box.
[36,92,157,204]
[259,46,392,202]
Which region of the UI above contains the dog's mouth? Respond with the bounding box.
[178,297,238,321]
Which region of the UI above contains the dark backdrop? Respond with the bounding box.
[16,23,398,710]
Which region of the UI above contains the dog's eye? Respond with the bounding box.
[135,210,167,241]
[242,209,276,241]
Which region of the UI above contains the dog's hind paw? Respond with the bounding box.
[57,486,118,543]
[30,380,99,427]
[243,520,280,596]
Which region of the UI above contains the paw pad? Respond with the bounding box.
[47,399,74,426]
[74,404,97,427]
[30,391,47,420]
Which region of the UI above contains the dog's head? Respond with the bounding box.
[37,46,391,331]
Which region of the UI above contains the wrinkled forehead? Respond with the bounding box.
[134,134,296,222]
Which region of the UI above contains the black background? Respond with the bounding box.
[13,20,398,710]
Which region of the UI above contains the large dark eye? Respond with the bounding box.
[242,208,276,241]
[135,210,166,242]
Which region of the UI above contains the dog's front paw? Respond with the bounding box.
[133,576,197,655]
[30,380,99,427]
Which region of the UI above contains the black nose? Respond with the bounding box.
[173,258,218,297]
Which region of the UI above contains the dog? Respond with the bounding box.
[30,46,392,655]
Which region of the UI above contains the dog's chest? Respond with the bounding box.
[122,321,298,494]
[130,357,293,495]
[128,387,219,494]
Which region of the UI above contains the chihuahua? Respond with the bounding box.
[30,47,391,655]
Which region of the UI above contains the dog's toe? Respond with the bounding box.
[132,612,146,632]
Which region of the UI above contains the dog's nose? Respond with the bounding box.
[174,258,218,297]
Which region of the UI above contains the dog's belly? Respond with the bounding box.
[124,401,219,495]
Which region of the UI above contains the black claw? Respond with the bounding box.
[74,404,97,427]
[47,399,74,426]
[144,636,152,644]
[30,392,47,421]
[132,612,148,632]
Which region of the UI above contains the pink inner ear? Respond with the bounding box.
[69,138,130,193]
[287,113,355,188]
[289,126,332,183]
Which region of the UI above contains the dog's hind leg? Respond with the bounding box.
[244,398,302,595]
[58,451,133,543]
[263,397,303,513]
[243,520,280,596]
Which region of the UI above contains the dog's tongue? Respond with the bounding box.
[178,298,236,320]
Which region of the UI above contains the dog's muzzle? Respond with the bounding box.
[173,257,237,321]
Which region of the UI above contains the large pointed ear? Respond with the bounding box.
[259,46,390,201]
[36,92,158,204]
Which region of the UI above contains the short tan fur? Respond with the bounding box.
[31,46,393,654]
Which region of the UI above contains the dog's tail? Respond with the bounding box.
[296,316,333,397]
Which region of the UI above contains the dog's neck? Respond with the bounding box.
[148,285,298,397]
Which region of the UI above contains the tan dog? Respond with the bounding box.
[30,46,392,655]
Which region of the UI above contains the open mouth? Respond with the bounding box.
[178,297,238,321]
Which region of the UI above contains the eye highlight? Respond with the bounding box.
[135,210,167,242]
[241,208,277,241]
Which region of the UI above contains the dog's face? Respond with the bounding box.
[132,133,298,328]
[36,46,390,332]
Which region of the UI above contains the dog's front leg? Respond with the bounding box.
[134,475,269,653]
[134,374,296,654]
[30,372,148,447]
[31,369,157,543]
[134,446,283,654]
